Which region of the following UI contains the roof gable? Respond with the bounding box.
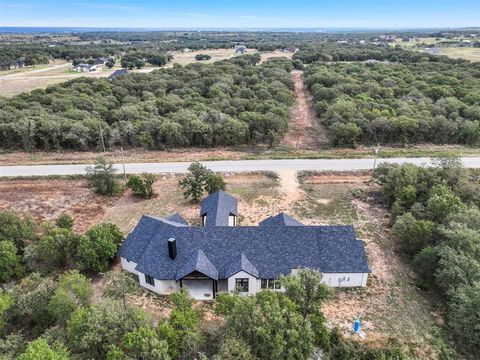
[259,212,304,226]
[200,190,238,227]
[225,253,259,278]
[175,250,218,280]
[166,213,189,226]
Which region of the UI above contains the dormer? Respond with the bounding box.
[200,190,238,227]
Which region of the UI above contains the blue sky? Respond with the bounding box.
[1,1,479,28]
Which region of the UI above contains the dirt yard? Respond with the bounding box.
[0,172,442,357]
[281,70,328,149]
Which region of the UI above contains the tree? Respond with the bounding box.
[279,268,331,349]
[123,325,170,360]
[126,173,156,198]
[48,270,93,324]
[447,283,480,349]
[392,213,435,254]
[86,158,120,196]
[328,122,361,147]
[106,58,115,68]
[216,290,315,360]
[67,299,147,359]
[13,274,57,329]
[179,162,225,202]
[426,185,463,223]
[157,288,202,359]
[0,291,13,336]
[212,337,256,360]
[0,212,36,250]
[76,223,123,273]
[205,173,226,195]
[101,271,139,310]
[25,228,80,273]
[55,213,74,230]
[195,54,211,61]
[0,240,21,282]
[18,339,69,360]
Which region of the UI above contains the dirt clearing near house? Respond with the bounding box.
[281,70,328,149]
[0,171,442,357]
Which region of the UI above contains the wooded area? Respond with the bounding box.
[375,159,480,357]
[301,45,480,146]
[0,57,294,151]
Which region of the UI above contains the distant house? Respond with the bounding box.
[234,45,247,55]
[118,190,370,300]
[9,59,26,70]
[379,35,397,42]
[107,69,130,80]
[73,63,101,72]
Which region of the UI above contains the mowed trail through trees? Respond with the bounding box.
[281,70,328,149]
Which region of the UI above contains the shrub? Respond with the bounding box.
[126,173,156,198]
[86,158,120,196]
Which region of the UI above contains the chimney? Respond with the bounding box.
[168,238,177,260]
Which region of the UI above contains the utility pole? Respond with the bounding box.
[120,146,127,182]
[99,123,106,153]
[373,144,380,172]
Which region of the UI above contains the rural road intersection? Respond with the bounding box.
[0,157,479,177]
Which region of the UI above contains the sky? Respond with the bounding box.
[1,0,479,29]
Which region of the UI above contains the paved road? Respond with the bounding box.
[0,157,479,177]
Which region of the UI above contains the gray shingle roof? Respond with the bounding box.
[166,213,189,226]
[225,253,259,278]
[259,212,304,226]
[108,69,129,80]
[200,190,238,227]
[175,249,218,280]
[123,216,370,280]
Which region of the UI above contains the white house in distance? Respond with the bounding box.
[118,190,370,300]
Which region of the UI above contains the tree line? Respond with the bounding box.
[375,158,480,357]
[0,57,294,151]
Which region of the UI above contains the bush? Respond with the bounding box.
[126,173,156,198]
[86,158,120,196]
[76,223,123,273]
[55,213,74,230]
[0,240,22,282]
[328,122,361,147]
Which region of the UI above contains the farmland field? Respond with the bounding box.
[438,47,480,62]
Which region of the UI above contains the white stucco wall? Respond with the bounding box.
[120,257,139,275]
[138,272,178,295]
[321,272,368,287]
[227,271,260,295]
[183,280,214,300]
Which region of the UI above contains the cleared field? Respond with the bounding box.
[438,47,480,62]
[0,49,292,96]
[0,171,446,358]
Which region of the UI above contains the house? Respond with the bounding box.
[234,45,246,55]
[118,190,370,300]
[107,69,130,80]
[72,63,101,72]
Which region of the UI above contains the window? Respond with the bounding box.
[235,278,249,292]
[201,214,206,226]
[145,274,155,286]
[261,279,268,289]
[261,279,281,290]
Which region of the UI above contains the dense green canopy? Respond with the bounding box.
[0,58,294,151]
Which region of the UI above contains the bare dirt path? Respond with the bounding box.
[281,70,328,149]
